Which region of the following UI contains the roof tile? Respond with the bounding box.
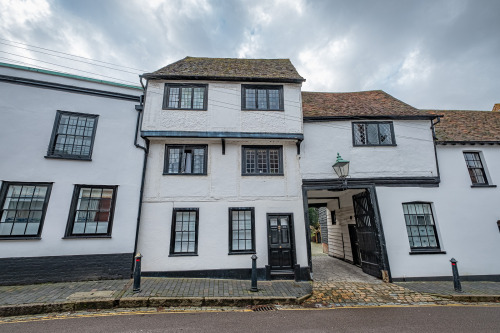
[144,57,305,83]
[302,90,433,118]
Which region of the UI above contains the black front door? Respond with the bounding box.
[352,191,382,278]
[267,214,294,269]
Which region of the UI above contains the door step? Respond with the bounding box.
[269,269,295,280]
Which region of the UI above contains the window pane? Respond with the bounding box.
[245,150,256,173]
[366,123,379,144]
[354,124,366,145]
[193,87,205,109]
[168,87,180,108]
[402,203,439,250]
[257,89,267,109]
[269,149,280,173]
[181,87,193,108]
[0,184,49,237]
[257,150,268,173]
[378,123,393,144]
[245,88,256,109]
[268,89,280,110]
[230,209,253,252]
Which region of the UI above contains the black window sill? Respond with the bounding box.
[228,251,256,255]
[169,253,198,257]
[353,144,398,147]
[45,155,92,161]
[162,173,208,176]
[241,173,284,177]
[242,109,284,112]
[63,235,112,239]
[409,250,447,255]
[0,237,41,241]
[471,184,497,188]
[162,108,207,111]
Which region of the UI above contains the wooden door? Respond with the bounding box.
[267,214,294,269]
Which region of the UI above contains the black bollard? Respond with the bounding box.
[250,254,258,292]
[450,258,462,292]
[133,253,143,292]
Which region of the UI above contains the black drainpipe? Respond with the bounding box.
[131,76,149,275]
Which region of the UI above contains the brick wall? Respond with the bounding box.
[0,253,133,285]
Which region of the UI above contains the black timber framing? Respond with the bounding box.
[0,74,140,101]
[302,181,393,282]
[141,130,304,140]
[303,177,440,187]
[303,115,439,122]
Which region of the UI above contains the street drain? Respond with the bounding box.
[252,305,277,312]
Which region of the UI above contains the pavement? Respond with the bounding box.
[0,244,498,317]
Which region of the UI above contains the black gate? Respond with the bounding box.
[352,191,382,278]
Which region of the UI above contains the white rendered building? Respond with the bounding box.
[0,63,145,284]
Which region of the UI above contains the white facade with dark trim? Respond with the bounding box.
[0,63,144,284]
[137,63,309,280]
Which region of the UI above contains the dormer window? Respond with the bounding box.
[163,84,207,110]
[242,85,283,111]
[352,122,396,146]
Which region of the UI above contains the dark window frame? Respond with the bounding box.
[241,84,284,111]
[162,83,208,111]
[163,145,208,175]
[463,151,489,185]
[228,207,256,255]
[402,202,441,253]
[169,208,199,256]
[46,110,99,161]
[241,145,284,176]
[64,185,118,238]
[352,121,396,147]
[0,181,53,240]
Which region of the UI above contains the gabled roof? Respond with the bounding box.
[428,110,500,143]
[302,90,436,119]
[142,57,305,83]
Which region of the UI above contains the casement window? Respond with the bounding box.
[229,208,255,254]
[164,145,207,175]
[402,202,440,251]
[241,85,283,111]
[0,182,52,238]
[242,146,283,175]
[46,111,98,160]
[163,84,207,110]
[463,152,488,185]
[65,185,117,237]
[170,208,199,255]
[353,122,395,146]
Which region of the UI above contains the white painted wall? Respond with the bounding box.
[378,145,500,278]
[0,66,144,257]
[137,139,307,272]
[142,80,303,134]
[301,120,437,179]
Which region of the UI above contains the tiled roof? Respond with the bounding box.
[428,110,500,142]
[143,57,305,83]
[302,90,434,118]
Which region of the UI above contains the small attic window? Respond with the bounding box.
[163,84,208,111]
[352,122,396,146]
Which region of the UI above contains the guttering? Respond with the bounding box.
[140,74,305,84]
[303,114,440,122]
[436,141,500,145]
[0,74,140,101]
[132,77,149,274]
[141,130,304,140]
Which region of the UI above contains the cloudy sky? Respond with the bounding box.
[1,0,499,110]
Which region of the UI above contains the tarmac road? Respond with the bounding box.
[1,305,499,333]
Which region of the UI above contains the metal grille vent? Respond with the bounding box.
[252,305,276,312]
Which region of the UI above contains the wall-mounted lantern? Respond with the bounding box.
[332,153,350,189]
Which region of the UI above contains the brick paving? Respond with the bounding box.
[0,278,311,307]
[304,250,451,307]
[395,281,500,296]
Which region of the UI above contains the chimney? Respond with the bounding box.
[493,104,500,112]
